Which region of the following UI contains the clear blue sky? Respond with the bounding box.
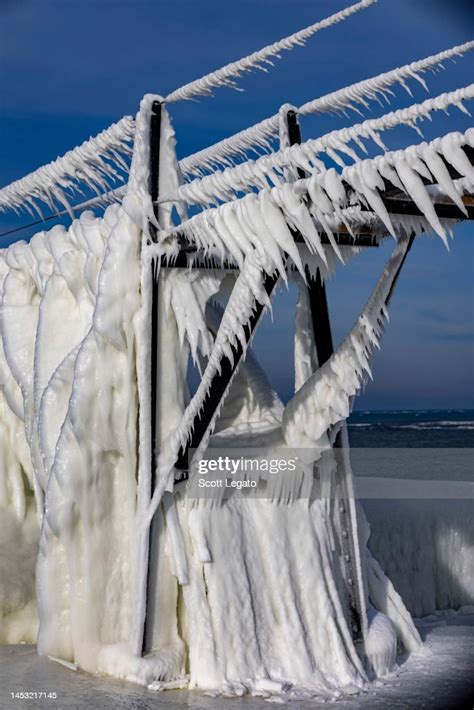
[0,0,473,409]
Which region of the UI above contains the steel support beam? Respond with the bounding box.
[142,99,162,656]
[306,229,416,640]
[149,100,162,492]
[306,267,366,638]
[174,269,281,470]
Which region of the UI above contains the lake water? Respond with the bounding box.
[348,409,474,448]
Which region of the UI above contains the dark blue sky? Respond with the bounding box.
[1,0,473,409]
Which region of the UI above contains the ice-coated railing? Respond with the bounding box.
[164,0,376,103]
[155,128,474,260]
[0,117,134,219]
[0,9,472,226]
[160,86,474,208]
[179,41,474,178]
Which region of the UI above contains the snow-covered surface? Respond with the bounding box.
[365,499,474,618]
[1,613,473,708]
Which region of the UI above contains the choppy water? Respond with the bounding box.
[347,409,474,448]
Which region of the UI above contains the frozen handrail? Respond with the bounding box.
[2,40,472,221]
[179,41,474,177]
[0,2,374,219]
[0,117,135,218]
[164,0,376,103]
[156,127,474,258]
[160,85,474,207]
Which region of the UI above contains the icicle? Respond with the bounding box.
[158,126,473,267]
[421,146,468,215]
[393,158,447,244]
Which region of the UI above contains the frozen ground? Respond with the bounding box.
[1,614,473,710]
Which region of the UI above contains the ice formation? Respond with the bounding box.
[164,0,376,103]
[156,128,473,263]
[163,90,474,208]
[364,499,474,619]
[1,6,473,701]
[0,118,134,218]
[2,40,471,218]
[180,41,474,178]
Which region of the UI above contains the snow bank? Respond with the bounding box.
[364,499,474,618]
[0,507,38,644]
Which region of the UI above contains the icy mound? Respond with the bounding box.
[364,499,474,618]
[0,506,38,644]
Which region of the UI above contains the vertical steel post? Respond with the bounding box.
[288,108,367,638]
[149,100,162,492]
[304,226,415,641]
[142,100,162,655]
[306,267,366,637]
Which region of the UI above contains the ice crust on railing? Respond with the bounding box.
[156,128,473,261]
[1,45,471,219]
[0,118,135,218]
[179,42,474,178]
[163,87,474,206]
[165,1,375,103]
[341,128,474,244]
[299,42,474,117]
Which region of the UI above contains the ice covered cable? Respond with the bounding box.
[1,95,472,699]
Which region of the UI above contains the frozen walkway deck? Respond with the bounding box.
[1,614,473,710]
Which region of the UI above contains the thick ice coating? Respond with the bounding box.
[180,41,474,178]
[164,89,474,206]
[165,0,376,103]
[0,84,471,701]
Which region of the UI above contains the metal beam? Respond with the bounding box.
[382,196,474,221]
[306,229,416,641]
[174,269,281,470]
[300,92,368,640]
[149,101,162,494]
[143,99,162,656]
[160,232,379,269]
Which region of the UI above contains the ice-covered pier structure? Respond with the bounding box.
[0,0,473,699]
